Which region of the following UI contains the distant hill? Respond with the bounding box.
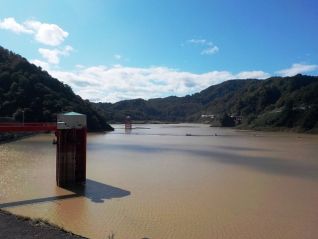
[94,75,318,132]
[0,46,113,132]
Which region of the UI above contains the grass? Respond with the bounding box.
[106,232,115,239]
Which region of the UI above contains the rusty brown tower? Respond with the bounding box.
[55,112,87,186]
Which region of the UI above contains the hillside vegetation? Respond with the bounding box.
[0,46,113,132]
[95,75,318,132]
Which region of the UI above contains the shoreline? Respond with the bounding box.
[112,121,318,134]
[0,132,38,145]
[0,209,86,239]
[234,125,318,134]
[1,123,316,148]
[0,128,114,146]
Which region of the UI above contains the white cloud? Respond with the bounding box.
[38,49,60,64]
[201,46,219,55]
[75,64,85,69]
[30,59,50,70]
[188,39,207,45]
[187,38,219,55]
[236,71,270,79]
[0,17,33,34]
[38,45,73,64]
[276,63,318,77]
[114,54,122,60]
[24,20,68,46]
[44,65,270,103]
[0,17,68,46]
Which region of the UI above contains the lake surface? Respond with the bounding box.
[0,124,318,239]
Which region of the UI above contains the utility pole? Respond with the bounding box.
[22,109,24,126]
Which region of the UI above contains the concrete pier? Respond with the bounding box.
[56,112,87,186]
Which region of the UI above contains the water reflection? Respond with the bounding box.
[0,179,130,209]
[125,128,132,134]
[87,143,318,180]
[65,179,131,203]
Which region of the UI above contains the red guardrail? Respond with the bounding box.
[0,123,57,132]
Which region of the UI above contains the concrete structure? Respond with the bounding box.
[56,112,87,186]
[0,112,87,187]
[57,112,87,129]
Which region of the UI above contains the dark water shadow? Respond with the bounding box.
[89,143,318,181]
[0,179,130,209]
[0,194,80,209]
[64,179,130,203]
[216,145,275,152]
[183,148,318,181]
[88,143,165,154]
[88,143,274,154]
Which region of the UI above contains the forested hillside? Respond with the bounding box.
[0,46,113,131]
[95,75,318,132]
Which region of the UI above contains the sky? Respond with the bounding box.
[0,0,317,103]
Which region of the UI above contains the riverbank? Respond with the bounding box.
[0,132,37,145]
[0,210,86,239]
[209,123,318,134]
[235,124,318,134]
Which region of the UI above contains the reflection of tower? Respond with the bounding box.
[125,116,132,129]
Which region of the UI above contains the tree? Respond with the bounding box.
[220,113,235,127]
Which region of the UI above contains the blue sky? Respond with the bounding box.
[0,0,317,102]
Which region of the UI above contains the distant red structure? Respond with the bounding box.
[0,122,57,132]
[125,116,132,129]
[0,112,87,187]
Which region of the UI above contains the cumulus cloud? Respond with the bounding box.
[236,71,271,79]
[188,39,207,45]
[24,20,68,46]
[114,54,122,60]
[31,64,270,103]
[276,63,318,77]
[187,38,219,55]
[0,17,33,34]
[0,17,68,46]
[38,45,73,64]
[201,46,219,55]
[30,59,50,70]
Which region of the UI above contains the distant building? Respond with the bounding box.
[230,115,243,124]
[201,114,215,119]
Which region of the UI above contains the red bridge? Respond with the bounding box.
[0,112,87,187]
[0,123,57,132]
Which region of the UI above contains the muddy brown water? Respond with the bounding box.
[0,124,318,239]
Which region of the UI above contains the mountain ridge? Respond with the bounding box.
[94,75,318,132]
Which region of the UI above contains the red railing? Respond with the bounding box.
[0,123,57,132]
